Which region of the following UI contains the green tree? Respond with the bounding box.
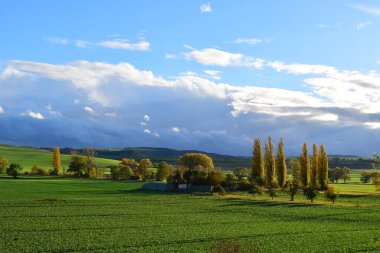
[156,162,173,181]
[267,187,277,200]
[275,138,287,187]
[284,179,299,201]
[232,167,250,180]
[311,144,319,188]
[0,157,9,174]
[68,155,87,176]
[179,153,214,170]
[324,186,339,204]
[52,146,61,175]
[319,144,329,190]
[6,163,22,178]
[299,142,310,187]
[329,167,344,183]
[251,138,265,183]
[360,170,372,183]
[341,167,351,184]
[303,185,318,203]
[265,136,276,186]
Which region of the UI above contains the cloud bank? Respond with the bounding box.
[1,57,380,155]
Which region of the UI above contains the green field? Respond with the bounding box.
[0,145,119,171]
[0,177,379,252]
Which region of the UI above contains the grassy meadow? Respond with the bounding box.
[0,177,379,252]
[0,145,119,171]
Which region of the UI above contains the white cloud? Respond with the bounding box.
[200,3,212,13]
[0,106,4,113]
[143,114,150,122]
[233,38,263,45]
[144,129,151,134]
[180,71,198,76]
[153,132,160,137]
[84,106,95,114]
[22,110,44,120]
[96,39,150,51]
[105,112,117,117]
[310,113,339,122]
[364,122,380,129]
[73,99,80,105]
[75,40,88,48]
[46,104,62,116]
[204,70,222,80]
[164,54,178,59]
[349,4,380,16]
[267,61,337,75]
[377,60,380,65]
[141,122,147,126]
[356,21,372,30]
[172,127,181,133]
[45,37,68,45]
[184,48,264,68]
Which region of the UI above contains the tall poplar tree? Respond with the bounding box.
[252,138,265,183]
[265,136,276,186]
[319,144,329,190]
[311,143,319,188]
[299,142,310,187]
[276,138,287,187]
[52,146,61,175]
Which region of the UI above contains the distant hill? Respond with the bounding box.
[58,147,252,170]
[1,145,374,171]
[0,145,119,171]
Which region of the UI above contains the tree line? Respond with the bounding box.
[252,136,329,190]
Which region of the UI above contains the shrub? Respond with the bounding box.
[324,186,339,204]
[248,184,264,197]
[31,166,48,176]
[237,180,252,191]
[212,185,226,196]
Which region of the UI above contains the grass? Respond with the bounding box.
[0,145,119,171]
[0,176,380,252]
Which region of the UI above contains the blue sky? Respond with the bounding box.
[1,1,380,155]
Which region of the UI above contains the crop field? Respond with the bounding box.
[0,177,380,252]
[0,145,119,171]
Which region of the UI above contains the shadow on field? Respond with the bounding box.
[221,198,312,208]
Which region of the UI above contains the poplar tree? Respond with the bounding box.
[319,144,329,190]
[311,143,320,188]
[265,136,276,186]
[52,146,61,175]
[299,142,310,187]
[276,138,287,187]
[252,138,265,183]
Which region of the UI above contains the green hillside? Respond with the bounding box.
[0,145,119,171]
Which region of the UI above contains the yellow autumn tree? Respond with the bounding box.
[52,146,61,175]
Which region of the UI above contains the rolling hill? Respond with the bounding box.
[0,145,119,171]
